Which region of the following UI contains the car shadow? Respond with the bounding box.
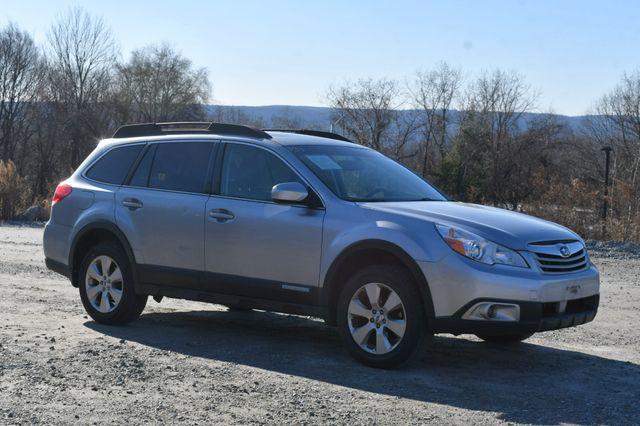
[85,308,639,425]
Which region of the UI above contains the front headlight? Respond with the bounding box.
[435,223,528,268]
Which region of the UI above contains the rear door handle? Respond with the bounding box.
[209,208,235,222]
[122,198,143,210]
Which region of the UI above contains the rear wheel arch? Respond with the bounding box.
[69,221,138,288]
[322,239,435,326]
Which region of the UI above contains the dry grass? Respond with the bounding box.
[522,178,639,243]
[0,160,30,220]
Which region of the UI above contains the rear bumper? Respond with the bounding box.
[429,294,599,335]
[43,220,73,281]
[43,221,72,265]
[45,258,70,279]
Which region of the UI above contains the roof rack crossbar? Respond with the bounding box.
[112,122,272,139]
[264,129,352,142]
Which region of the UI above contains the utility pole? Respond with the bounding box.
[601,146,613,238]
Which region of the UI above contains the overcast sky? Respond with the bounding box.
[2,0,639,115]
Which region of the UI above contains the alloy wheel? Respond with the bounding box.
[85,255,123,313]
[347,282,407,355]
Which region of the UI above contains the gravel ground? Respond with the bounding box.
[0,224,639,425]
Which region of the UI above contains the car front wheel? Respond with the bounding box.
[337,265,426,369]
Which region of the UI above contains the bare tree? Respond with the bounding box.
[409,62,462,176]
[25,97,67,200]
[504,113,567,208]
[585,70,640,240]
[461,70,539,207]
[387,109,421,161]
[114,44,210,123]
[0,23,41,161]
[466,70,537,143]
[46,7,117,166]
[326,78,401,152]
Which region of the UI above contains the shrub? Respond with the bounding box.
[0,160,30,220]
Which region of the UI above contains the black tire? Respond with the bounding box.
[78,241,147,325]
[337,264,426,369]
[475,332,534,344]
[224,304,253,312]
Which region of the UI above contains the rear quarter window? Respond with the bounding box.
[85,145,143,185]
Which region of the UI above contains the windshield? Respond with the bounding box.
[290,145,447,202]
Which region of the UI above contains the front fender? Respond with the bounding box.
[320,218,446,285]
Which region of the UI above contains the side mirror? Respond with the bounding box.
[271,182,309,204]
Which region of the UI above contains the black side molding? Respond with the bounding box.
[138,282,325,318]
[136,264,325,318]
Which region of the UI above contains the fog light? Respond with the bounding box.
[463,302,520,321]
[477,304,496,319]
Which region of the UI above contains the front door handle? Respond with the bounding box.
[209,208,235,222]
[122,198,143,210]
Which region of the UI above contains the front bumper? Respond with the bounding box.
[418,250,600,335]
[429,294,599,335]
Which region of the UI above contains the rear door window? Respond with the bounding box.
[129,145,156,187]
[148,142,213,193]
[86,144,143,185]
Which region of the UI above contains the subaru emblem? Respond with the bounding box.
[559,245,571,257]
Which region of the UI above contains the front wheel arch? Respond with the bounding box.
[322,240,435,326]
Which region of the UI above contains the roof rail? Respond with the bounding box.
[112,122,272,139]
[264,129,352,142]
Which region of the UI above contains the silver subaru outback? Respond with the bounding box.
[43,122,600,368]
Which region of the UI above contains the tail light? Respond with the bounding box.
[52,183,72,204]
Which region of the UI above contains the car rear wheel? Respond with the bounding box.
[475,332,534,343]
[337,265,425,369]
[79,242,147,325]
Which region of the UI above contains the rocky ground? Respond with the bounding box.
[0,223,638,425]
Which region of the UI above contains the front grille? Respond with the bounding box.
[530,241,589,274]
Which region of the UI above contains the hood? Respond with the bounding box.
[360,201,580,250]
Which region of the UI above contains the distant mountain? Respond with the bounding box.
[206,104,589,134]
[206,105,333,129]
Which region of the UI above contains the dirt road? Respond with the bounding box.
[1,224,639,425]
